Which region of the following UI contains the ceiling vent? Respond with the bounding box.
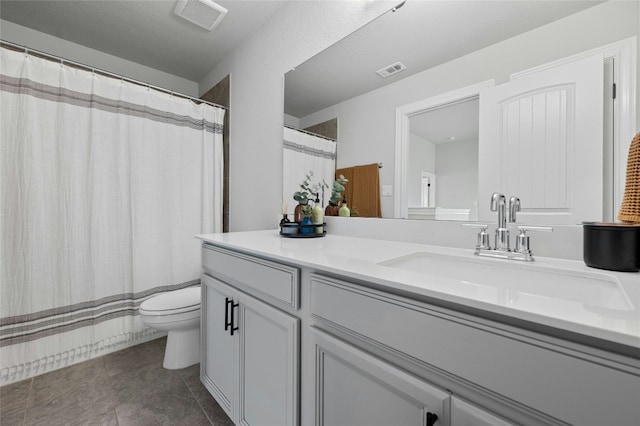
[174,0,228,31]
[376,62,407,78]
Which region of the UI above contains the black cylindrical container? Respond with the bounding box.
[583,222,640,272]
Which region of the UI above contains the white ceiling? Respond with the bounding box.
[284,0,604,119]
[410,98,480,145]
[0,0,606,142]
[0,0,289,82]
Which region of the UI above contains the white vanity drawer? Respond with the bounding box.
[203,244,299,309]
[310,274,640,426]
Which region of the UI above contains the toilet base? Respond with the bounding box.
[163,326,200,369]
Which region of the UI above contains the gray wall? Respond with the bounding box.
[407,133,435,207]
[300,1,640,218]
[197,1,392,231]
[436,139,478,209]
[2,0,638,234]
[0,1,394,232]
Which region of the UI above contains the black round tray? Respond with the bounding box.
[279,222,326,238]
[280,230,326,238]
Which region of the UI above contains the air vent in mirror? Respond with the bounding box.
[376,62,407,78]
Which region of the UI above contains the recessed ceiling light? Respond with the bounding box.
[174,0,228,31]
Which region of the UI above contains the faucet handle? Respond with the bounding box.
[517,225,553,233]
[461,223,491,250]
[514,226,553,255]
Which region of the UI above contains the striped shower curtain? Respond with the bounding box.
[282,126,336,212]
[0,47,224,384]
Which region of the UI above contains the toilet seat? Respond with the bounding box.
[139,286,200,316]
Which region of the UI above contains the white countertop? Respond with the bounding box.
[197,230,640,351]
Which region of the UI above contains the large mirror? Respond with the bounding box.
[283,0,638,224]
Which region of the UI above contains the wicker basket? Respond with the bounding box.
[618,131,640,224]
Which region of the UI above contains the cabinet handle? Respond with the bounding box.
[426,412,438,426]
[230,300,239,336]
[224,297,232,331]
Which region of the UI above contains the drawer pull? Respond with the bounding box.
[224,297,240,336]
[230,300,239,336]
[426,412,438,426]
[224,297,232,331]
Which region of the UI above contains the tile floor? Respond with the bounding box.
[0,337,234,425]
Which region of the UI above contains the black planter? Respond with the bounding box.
[583,222,640,272]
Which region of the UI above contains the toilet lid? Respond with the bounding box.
[140,286,201,314]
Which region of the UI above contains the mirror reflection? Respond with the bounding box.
[407,98,479,221]
[283,0,638,223]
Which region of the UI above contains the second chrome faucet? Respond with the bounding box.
[490,192,522,251]
[463,192,552,261]
[490,192,509,251]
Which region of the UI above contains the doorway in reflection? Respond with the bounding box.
[407,98,479,221]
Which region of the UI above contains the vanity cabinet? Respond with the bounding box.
[199,237,639,426]
[310,327,449,426]
[201,245,300,426]
[309,273,640,426]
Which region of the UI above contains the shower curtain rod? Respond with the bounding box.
[0,40,228,111]
[285,125,337,142]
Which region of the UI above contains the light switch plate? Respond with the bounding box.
[382,185,392,196]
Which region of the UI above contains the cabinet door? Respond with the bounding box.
[450,397,515,426]
[237,291,299,426]
[201,274,236,420]
[311,328,450,426]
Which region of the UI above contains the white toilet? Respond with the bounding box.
[139,286,201,370]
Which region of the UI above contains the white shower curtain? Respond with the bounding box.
[0,47,224,384]
[283,126,336,212]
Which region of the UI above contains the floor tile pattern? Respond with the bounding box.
[0,337,234,425]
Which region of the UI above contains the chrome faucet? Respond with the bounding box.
[490,192,509,251]
[462,194,553,262]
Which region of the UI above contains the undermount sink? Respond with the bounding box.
[378,252,633,311]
